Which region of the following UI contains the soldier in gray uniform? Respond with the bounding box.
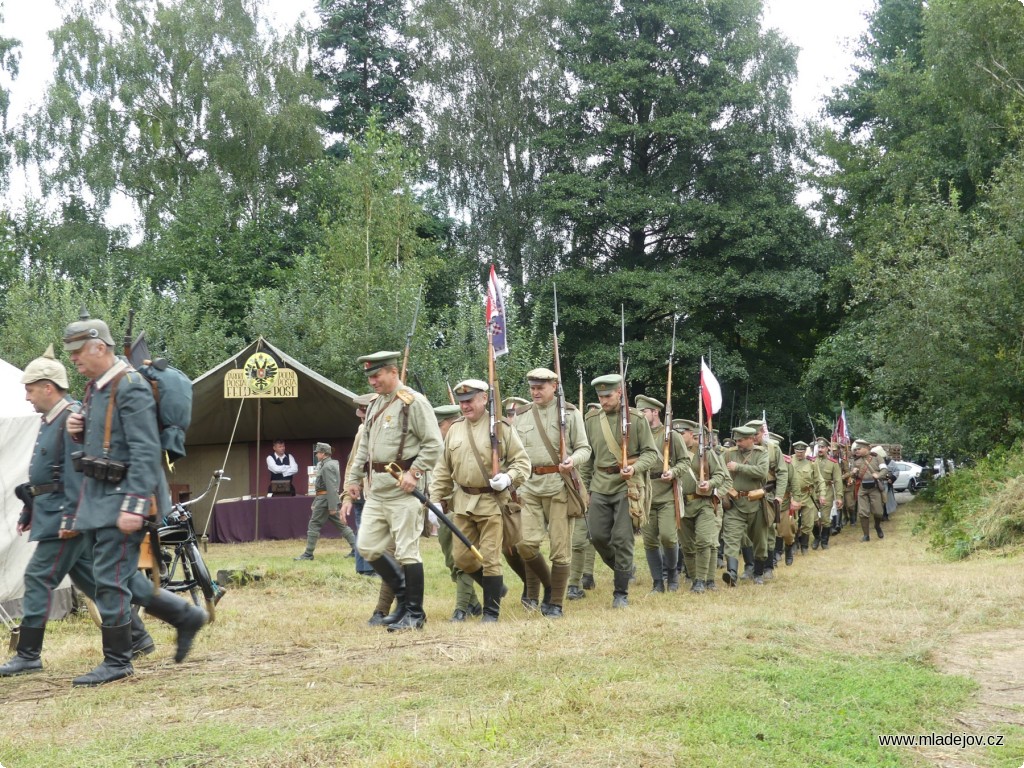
[578,374,659,608]
[345,351,443,632]
[63,314,207,686]
[295,442,356,560]
[0,347,155,677]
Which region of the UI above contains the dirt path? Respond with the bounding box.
[918,628,1024,767]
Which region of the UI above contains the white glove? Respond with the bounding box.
[488,473,512,492]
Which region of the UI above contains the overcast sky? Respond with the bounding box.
[0,0,874,213]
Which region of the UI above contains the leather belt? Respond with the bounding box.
[735,490,754,498]
[370,459,413,473]
[30,483,63,496]
[459,485,497,495]
[598,465,621,474]
[532,465,561,475]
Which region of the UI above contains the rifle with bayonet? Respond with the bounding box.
[399,285,423,386]
[619,305,630,470]
[663,313,684,527]
[553,285,590,526]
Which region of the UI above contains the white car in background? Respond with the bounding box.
[890,460,925,493]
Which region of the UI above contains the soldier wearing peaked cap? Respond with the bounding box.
[295,442,357,561]
[721,426,770,586]
[345,351,443,632]
[746,420,790,579]
[429,379,532,622]
[1,346,157,678]
[673,418,728,593]
[578,374,660,608]
[851,440,887,541]
[512,367,592,617]
[814,437,844,547]
[62,311,207,686]
[430,404,483,622]
[339,395,379,580]
[503,396,529,422]
[789,441,826,554]
[635,394,688,594]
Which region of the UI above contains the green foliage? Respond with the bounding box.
[0,10,20,191]
[315,0,416,142]
[921,444,1024,560]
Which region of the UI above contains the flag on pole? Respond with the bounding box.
[700,357,722,420]
[832,407,850,446]
[760,410,770,442]
[485,264,509,357]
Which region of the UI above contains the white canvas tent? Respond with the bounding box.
[0,358,73,619]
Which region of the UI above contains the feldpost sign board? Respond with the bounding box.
[223,352,299,399]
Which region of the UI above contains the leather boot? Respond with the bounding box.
[371,580,396,624]
[645,549,664,593]
[722,556,739,587]
[481,575,504,622]
[72,623,133,687]
[0,625,45,676]
[799,533,810,555]
[860,517,870,542]
[523,552,551,609]
[875,520,885,539]
[663,547,680,592]
[542,563,570,617]
[820,527,831,550]
[739,546,754,579]
[503,547,529,596]
[369,553,407,626]
[144,589,208,663]
[811,524,821,550]
[612,569,630,608]
[388,563,426,632]
[295,533,318,560]
[581,573,596,590]
[773,538,784,567]
[785,544,794,566]
[130,610,156,658]
[753,560,766,585]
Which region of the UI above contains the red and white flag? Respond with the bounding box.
[700,357,722,419]
[760,410,770,442]
[485,265,509,357]
[832,407,850,446]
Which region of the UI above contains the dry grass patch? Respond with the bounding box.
[1,502,1021,767]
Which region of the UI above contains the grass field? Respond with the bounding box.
[3,500,1024,768]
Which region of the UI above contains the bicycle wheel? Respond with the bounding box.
[186,542,218,622]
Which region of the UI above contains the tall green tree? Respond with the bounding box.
[0,11,19,190]
[315,0,415,145]
[410,0,565,313]
[538,0,837,424]
[21,0,324,322]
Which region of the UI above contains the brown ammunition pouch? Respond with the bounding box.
[626,476,649,527]
[728,488,765,501]
[30,482,64,496]
[764,481,777,493]
[598,465,621,474]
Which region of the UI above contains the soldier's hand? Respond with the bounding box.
[399,470,419,492]
[726,461,737,471]
[819,497,826,508]
[789,500,800,513]
[659,471,674,482]
[559,457,575,472]
[620,464,635,478]
[67,412,84,436]
[488,473,512,492]
[698,480,711,493]
[340,499,353,519]
[836,500,844,509]
[345,483,362,500]
[117,512,144,534]
[16,522,28,535]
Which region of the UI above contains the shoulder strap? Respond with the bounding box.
[531,405,560,464]
[463,420,491,480]
[103,370,130,456]
[598,412,620,458]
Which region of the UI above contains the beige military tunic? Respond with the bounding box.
[514,400,591,565]
[346,386,442,564]
[430,415,531,576]
[790,455,826,535]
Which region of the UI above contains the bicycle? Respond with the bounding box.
[150,470,229,621]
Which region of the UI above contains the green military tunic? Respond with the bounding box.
[346,385,442,564]
[303,455,356,553]
[578,407,659,573]
[641,425,690,551]
[722,444,770,562]
[817,454,844,521]
[514,400,591,566]
[790,455,827,536]
[430,415,531,576]
[853,454,886,522]
[678,446,728,583]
